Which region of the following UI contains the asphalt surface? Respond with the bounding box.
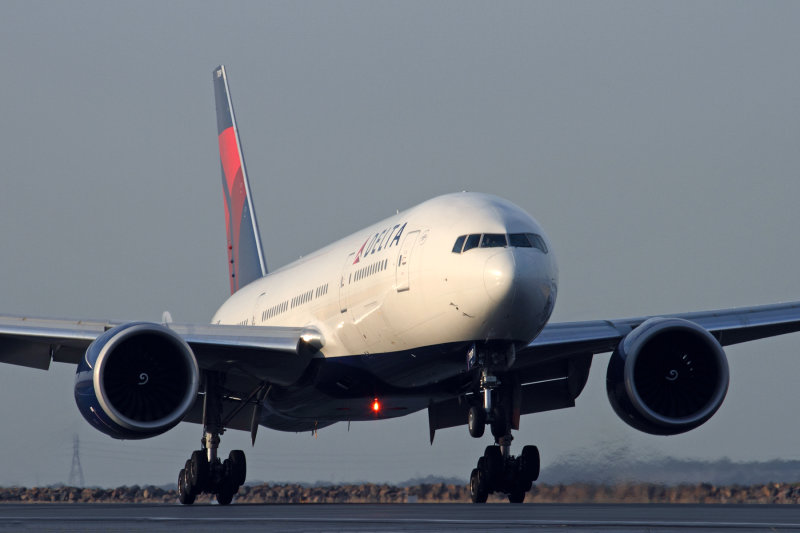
[2,503,800,532]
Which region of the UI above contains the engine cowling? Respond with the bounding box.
[75,322,200,439]
[606,317,729,436]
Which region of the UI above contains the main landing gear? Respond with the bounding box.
[178,373,247,505]
[466,346,540,503]
[469,442,540,504]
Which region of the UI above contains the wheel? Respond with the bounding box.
[178,469,196,505]
[520,445,540,482]
[216,484,234,505]
[190,450,208,491]
[468,406,486,438]
[490,413,508,439]
[216,465,236,506]
[483,446,504,490]
[183,460,196,494]
[469,468,488,503]
[508,464,532,502]
[228,450,247,487]
[508,488,526,503]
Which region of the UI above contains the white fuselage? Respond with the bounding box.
[212,192,558,362]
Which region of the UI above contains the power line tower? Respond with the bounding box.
[68,434,85,487]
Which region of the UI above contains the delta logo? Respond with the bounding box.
[353,222,407,264]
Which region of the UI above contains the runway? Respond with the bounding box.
[2,503,800,532]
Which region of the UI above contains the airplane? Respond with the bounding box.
[2,65,800,505]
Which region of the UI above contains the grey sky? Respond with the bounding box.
[1,1,799,487]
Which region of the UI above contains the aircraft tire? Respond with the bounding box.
[228,450,247,487]
[507,488,526,504]
[520,445,540,482]
[216,486,234,506]
[469,468,488,503]
[183,459,195,493]
[216,462,236,506]
[468,406,485,438]
[189,450,208,491]
[490,416,508,439]
[483,446,503,490]
[178,469,196,505]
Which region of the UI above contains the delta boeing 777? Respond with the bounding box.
[2,66,800,505]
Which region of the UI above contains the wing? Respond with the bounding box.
[428,301,800,438]
[0,314,322,433]
[525,300,800,360]
[0,314,317,376]
[515,301,800,415]
[0,315,111,370]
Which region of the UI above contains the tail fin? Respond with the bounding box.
[213,65,268,294]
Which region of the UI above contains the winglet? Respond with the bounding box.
[213,65,268,294]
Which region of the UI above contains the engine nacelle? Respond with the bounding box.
[75,322,200,439]
[606,317,729,436]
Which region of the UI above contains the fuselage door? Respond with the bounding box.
[339,252,355,313]
[396,230,420,292]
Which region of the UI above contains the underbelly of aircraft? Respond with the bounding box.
[259,342,477,431]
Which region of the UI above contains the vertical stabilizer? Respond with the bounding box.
[213,65,267,294]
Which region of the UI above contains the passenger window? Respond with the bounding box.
[526,233,548,253]
[480,233,507,248]
[509,233,532,247]
[452,235,466,253]
[462,234,481,252]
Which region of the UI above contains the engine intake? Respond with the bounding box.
[75,322,200,439]
[606,317,729,435]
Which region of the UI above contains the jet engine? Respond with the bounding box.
[606,317,729,435]
[75,322,200,439]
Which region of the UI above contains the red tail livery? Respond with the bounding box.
[214,65,267,293]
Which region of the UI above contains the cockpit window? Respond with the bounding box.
[463,234,481,252]
[453,232,548,254]
[480,233,507,248]
[525,233,548,253]
[508,233,532,248]
[508,232,548,252]
[452,235,466,253]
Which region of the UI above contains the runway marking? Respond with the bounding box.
[4,516,800,529]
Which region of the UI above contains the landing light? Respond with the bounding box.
[372,398,381,413]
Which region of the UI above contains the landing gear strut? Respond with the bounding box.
[178,373,247,505]
[466,343,540,503]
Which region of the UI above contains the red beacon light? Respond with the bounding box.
[372,398,381,414]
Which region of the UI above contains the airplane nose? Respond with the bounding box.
[484,249,516,303]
